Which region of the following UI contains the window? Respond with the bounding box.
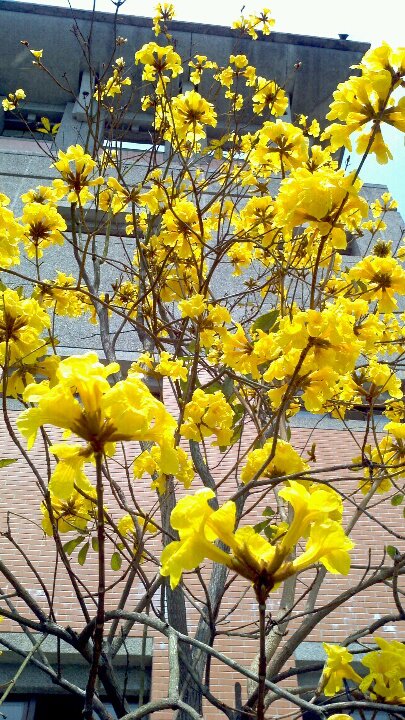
[0,696,138,720]
[1,110,63,140]
[0,634,152,718]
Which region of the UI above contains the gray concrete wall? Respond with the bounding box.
[0,138,403,362]
[0,0,369,137]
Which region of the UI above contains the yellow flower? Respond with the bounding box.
[100,177,142,215]
[6,355,60,399]
[96,57,131,99]
[188,55,217,85]
[0,289,50,366]
[200,304,231,347]
[37,116,61,135]
[288,520,354,577]
[158,199,202,258]
[135,42,182,84]
[35,272,88,318]
[353,421,405,493]
[348,256,405,313]
[178,294,206,318]
[353,435,399,495]
[320,644,362,696]
[358,43,405,77]
[21,202,66,259]
[18,353,179,498]
[159,90,217,147]
[250,121,308,174]
[2,89,26,111]
[160,489,234,589]
[52,145,104,205]
[180,389,234,446]
[252,78,288,116]
[41,484,95,536]
[273,167,368,249]
[278,482,343,548]
[360,637,405,703]
[161,485,354,593]
[111,280,138,315]
[240,439,309,484]
[224,90,244,111]
[116,513,156,562]
[155,351,187,382]
[21,185,62,206]
[227,242,254,276]
[232,8,275,40]
[385,421,405,440]
[221,324,262,379]
[133,445,194,494]
[214,66,234,89]
[152,3,175,36]
[322,59,405,163]
[0,193,23,268]
[232,195,276,249]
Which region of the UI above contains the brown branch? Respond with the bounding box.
[84,452,106,719]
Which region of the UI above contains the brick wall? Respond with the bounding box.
[0,406,402,717]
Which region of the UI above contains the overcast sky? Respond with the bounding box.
[15,0,405,217]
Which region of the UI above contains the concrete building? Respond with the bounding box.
[0,3,403,719]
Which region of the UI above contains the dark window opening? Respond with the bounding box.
[1,695,139,720]
[1,111,63,140]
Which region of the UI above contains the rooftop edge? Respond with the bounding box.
[0,0,371,52]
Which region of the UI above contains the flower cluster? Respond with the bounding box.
[161,482,353,595]
[53,145,104,204]
[180,389,235,446]
[18,353,179,499]
[321,639,405,704]
[322,45,405,163]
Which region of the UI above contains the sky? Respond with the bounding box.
[14,0,405,216]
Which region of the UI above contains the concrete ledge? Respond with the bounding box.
[0,632,153,665]
[0,0,370,52]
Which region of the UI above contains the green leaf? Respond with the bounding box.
[204,381,222,395]
[111,552,122,571]
[78,541,89,566]
[0,458,17,468]
[63,536,83,556]
[263,506,274,518]
[251,309,279,334]
[355,279,368,293]
[232,404,245,424]
[264,526,277,542]
[391,494,404,506]
[253,519,270,533]
[387,545,399,560]
[230,424,242,445]
[221,376,235,400]
[91,537,99,552]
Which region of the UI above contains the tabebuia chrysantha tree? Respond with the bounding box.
[0,4,405,719]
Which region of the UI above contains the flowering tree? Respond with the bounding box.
[0,4,405,720]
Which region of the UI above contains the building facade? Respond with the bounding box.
[0,3,404,719]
